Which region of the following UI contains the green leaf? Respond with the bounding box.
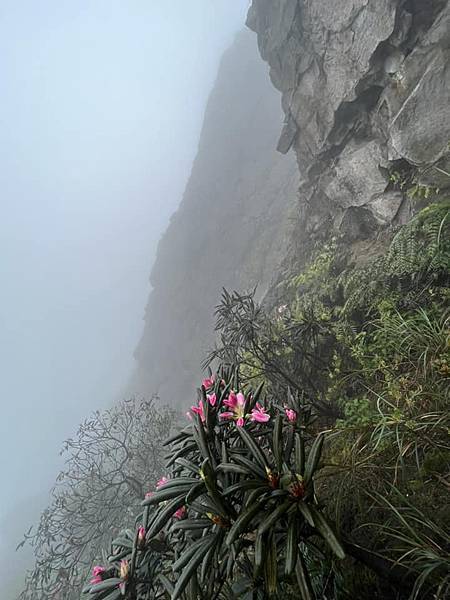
[185,481,206,505]
[201,529,224,583]
[201,458,235,518]
[245,486,270,507]
[193,415,214,465]
[174,457,201,475]
[107,548,130,563]
[273,415,283,472]
[166,442,198,467]
[172,535,216,599]
[171,518,212,532]
[216,463,252,476]
[172,534,215,572]
[157,573,174,595]
[264,534,277,596]
[295,433,305,475]
[285,514,298,576]
[142,483,193,506]
[309,505,345,559]
[236,425,268,470]
[226,497,266,546]
[103,590,122,600]
[252,381,265,404]
[231,454,266,478]
[284,425,295,464]
[304,432,325,482]
[257,499,291,537]
[295,553,315,600]
[254,532,264,573]
[147,494,186,538]
[89,578,122,593]
[297,501,314,528]
[221,440,230,489]
[223,480,266,497]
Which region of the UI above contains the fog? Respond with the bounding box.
[0,1,248,594]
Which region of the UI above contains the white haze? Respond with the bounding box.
[0,1,248,594]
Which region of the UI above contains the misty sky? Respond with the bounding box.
[0,0,248,591]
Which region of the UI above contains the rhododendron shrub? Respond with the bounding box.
[83,369,344,599]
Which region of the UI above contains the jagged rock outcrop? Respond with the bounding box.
[131,30,299,402]
[247,0,450,242]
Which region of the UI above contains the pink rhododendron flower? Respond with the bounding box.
[145,491,153,499]
[191,400,205,422]
[173,506,187,520]
[202,376,215,389]
[90,565,105,585]
[285,407,297,423]
[137,526,146,546]
[220,391,247,426]
[191,393,216,421]
[156,476,169,489]
[250,403,270,423]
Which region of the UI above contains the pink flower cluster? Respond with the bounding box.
[90,561,128,592]
[156,476,169,489]
[174,506,187,519]
[220,392,270,427]
[189,378,273,428]
[202,376,215,389]
[90,565,105,585]
[190,393,216,422]
[285,407,297,423]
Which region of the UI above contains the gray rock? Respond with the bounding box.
[325,140,387,209]
[367,191,404,224]
[248,0,450,228]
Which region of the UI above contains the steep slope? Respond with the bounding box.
[131,30,298,402]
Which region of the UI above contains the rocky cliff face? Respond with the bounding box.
[131,30,298,402]
[247,0,450,248]
[132,2,450,404]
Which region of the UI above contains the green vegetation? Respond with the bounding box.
[21,202,449,599]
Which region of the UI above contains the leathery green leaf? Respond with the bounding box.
[257,499,291,537]
[273,415,283,472]
[236,425,268,470]
[171,535,216,600]
[295,433,305,475]
[226,496,266,546]
[147,494,186,538]
[295,553,314,600]
[304,432,325,482]
[172,534,215,573]
[285,513,298,576]
[309,505,345,559]
[264,534,277,596]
